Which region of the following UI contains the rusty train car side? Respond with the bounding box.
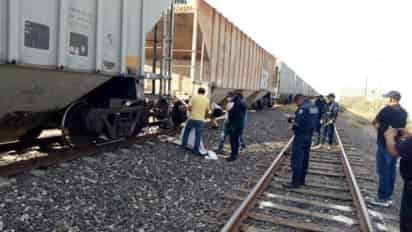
[147,0,279,107]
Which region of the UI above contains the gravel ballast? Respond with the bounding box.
[0,109,292,232]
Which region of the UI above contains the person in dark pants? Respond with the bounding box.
[318,93,339,150]
[226,92,247,162]
[369,90,408,207]
[312,95,327,147]
[384,128,412,232]
[283,94,318,189]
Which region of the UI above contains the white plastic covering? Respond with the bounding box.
[0,0,172,75]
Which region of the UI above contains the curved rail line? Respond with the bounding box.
[221,128,375,232]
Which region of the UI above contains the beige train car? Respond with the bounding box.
[145,0,279,106]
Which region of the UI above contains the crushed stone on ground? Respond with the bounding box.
[0,109,292,232]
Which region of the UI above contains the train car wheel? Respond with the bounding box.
[61,102,95,148]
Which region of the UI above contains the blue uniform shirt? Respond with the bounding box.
[293,100,319,135]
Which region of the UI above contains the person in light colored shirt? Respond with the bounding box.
[181,88,210,155]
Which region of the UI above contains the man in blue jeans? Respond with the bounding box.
[181,88,210,155]
[369,90,408,207]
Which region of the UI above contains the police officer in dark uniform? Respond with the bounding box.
[384,128,412,232]
[284,94,318,189]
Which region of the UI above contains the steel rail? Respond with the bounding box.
[221,136,295,232]
[0,131,174,178]
[335,127,375,232]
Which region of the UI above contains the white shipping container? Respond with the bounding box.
[278,62,297,95]
[0,0,172,75]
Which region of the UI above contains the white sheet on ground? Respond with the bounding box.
[170,125,218,160]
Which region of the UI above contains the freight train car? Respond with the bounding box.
[147,0,278,108]
[0,0,175,146]
[276,61,318,102]
[277,61,296,102]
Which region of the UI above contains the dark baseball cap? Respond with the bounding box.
[327,93,336,98]
[383,90,401,100]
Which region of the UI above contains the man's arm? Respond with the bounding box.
[384,128,400,157]
[187,99,193,112]
[205,101,211,118]
[293,109,307,130]
[385,128,412,158]
[373,107,386,129]
[372,118,379,129]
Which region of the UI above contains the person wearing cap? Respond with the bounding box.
[225,91,247,162]
[368,90,408,207]
[312,95,327,148]
[283,94,319,189]
[316,93,339,150]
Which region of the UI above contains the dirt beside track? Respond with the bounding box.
[0,109,292,232]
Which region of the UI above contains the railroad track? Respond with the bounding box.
[218,128,398,232]
[0,129,175,178]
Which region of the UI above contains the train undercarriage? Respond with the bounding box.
[0,66,186,148]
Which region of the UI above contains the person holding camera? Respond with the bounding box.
[284,94,319,189]
[384,128,412,232]
[369,90,408,207]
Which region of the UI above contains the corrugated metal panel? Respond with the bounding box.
[295,76,304,94]
[0,0,7,62]
[99,0,122,73]
[278,62,296,95]
[1,0,172,75]
[194,0,277,91]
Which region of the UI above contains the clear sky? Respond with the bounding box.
[205,0,412,108]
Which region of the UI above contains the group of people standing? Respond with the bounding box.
[283,93,340,189]
[180,88,247,162]
[312,94,340,150]
[284,90,411,231]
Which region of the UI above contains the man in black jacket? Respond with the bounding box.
[226,92,247,162]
